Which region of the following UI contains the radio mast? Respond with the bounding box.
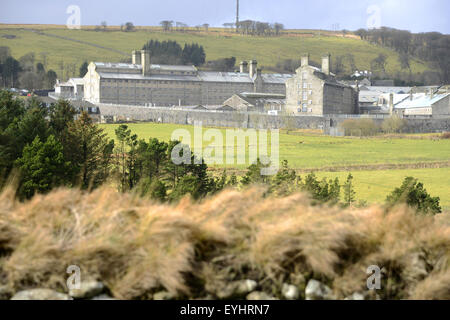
[236,0,240,33]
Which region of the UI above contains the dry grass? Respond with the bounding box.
[0,186,449,300]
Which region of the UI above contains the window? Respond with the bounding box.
[303,83,308,89]
[309,90,313,95]
[309,100,312,105]
[308,108,313,113]
[302,72,307,80]
[302,104,308,112]
[303,92,308,101]
[297,108,301,113]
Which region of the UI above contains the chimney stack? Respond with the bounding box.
[322,53,331,75]
[249,60,258,78]
[301,54,309,67]
[141,50,151,76]
[240,61,248,73]
[389,93,394,115]
[132,50,141,65]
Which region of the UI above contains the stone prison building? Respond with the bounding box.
[83,50,292,106]
[285,54,359,115]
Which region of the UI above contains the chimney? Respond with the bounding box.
[132,50,141,65]
[322,53,331,75]
[301,54,309,67]
[249,60,257,78]
[240,61,248,73]
[389,93,394,115]
[141,50,151,76]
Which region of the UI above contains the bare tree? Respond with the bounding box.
[175,22,188,32]
[202,24,210,32]
[160,20,173,32]
[101,21,107,31]
[223,23,235,29]
[273,23,284,36]
[124,22,135,32]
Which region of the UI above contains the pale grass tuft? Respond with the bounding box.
[0,186,449,299]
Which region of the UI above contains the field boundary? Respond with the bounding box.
[25,28,129,57]
[208,160,450,174]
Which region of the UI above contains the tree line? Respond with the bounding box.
[142,40,206,66]
[355,27,450,84]
[0,47,58,89]
[236,20,285,36]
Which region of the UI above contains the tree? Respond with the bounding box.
[333,55,345,75]
[79,61,89,77]
[19,52,36,72]
[398,53,411,71]
[160,21,173,32]
[2,56,20,87]
[343,173,356,207]
[269,160,299,196]
[0,46,11,64]
[17,104,50,150]
[45,70,58,88]
[136,178,167,202]
[273,23,284,36]
[65,112,114,189]
[101,21,107,31]
[241,158,270,186]
[202,24,210,32]
[124,22,135,32]
[136,138,168,180]
[381,115,407,134]
[169,175,202,201]
[114,124,138,192]
[16,135,73,199]
[371,53,388,74]
[0,90,26,179]
[49,100,76,138]
[386,177,441,215]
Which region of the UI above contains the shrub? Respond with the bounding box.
[341,119,380,136]
[441,132,450,139]
[381,115,407,134]
[386,177,441,215]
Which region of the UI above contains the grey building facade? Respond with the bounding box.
[83,50,292,106]
[285,54,359,116]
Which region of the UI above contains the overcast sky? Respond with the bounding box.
[1,0,449,34]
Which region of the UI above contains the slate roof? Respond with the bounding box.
[395,93,450,109]
[94,62,292,84]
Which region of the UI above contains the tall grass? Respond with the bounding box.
[0,185,449,299]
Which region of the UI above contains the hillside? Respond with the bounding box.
[0,24,431,80]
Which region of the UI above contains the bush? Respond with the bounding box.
[341,119,380,136]
[381,115,407,134]
[386,177,441,215]
[441,132,450,139]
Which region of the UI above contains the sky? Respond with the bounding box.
[0,0,449,34]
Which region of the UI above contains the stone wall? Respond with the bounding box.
[98,104,450,134]
[98,104,328,130]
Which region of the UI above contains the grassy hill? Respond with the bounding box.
[0,24,431,80]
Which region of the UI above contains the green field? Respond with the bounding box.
[0,25,430,80]
[100,123,450,209]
